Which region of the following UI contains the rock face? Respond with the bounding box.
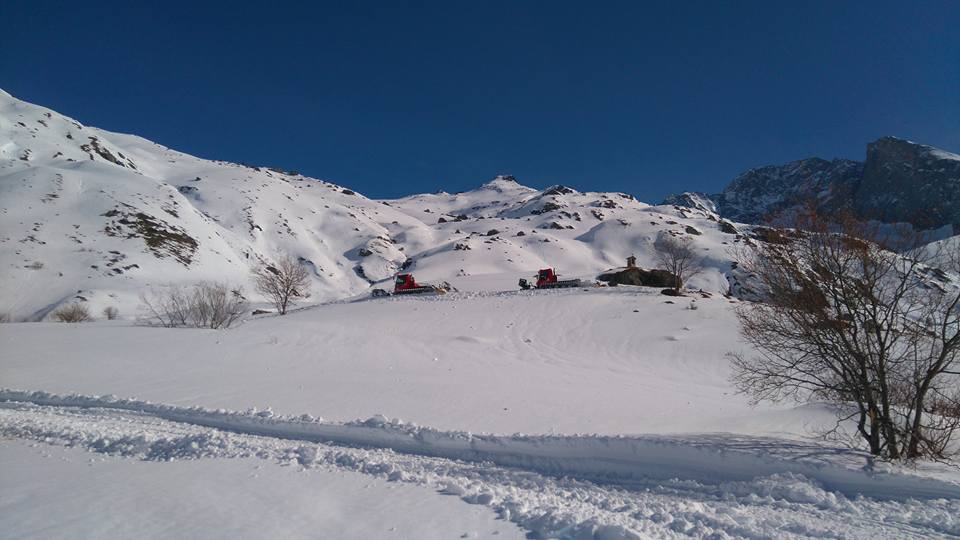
[661,192,717,214]
[714,157,863,224]
[596,267,680,288]
[664,137,960,233]
[854,137,960,231]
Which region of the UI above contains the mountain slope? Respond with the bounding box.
[0,89,425,318]
[0,90,750,319]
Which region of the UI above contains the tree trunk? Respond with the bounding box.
[867,406,882,455]
[906,379,932,459]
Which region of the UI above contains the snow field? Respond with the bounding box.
[3,390,959,501]
[2,400,958,539]
[0,441,523,540]
[1,288,821,436]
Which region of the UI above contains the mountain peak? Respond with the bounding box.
[661,192,717,214]
[868,136,960,162]
[480,175,533,192]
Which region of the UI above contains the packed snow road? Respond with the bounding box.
[2,394,959,539]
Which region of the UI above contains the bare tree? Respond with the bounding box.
[53,303,92,323]
[140,282,246,329]
[654,232,702,294]
[252,254,311,315]
[141,284,192,327]
[731,215,960,459]
[190,283,247,329]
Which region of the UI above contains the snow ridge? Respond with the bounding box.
[3,389,958,502]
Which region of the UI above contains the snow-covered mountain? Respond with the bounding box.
[666,137,960,234]
[1,90,749,319]
[1,89,428,319]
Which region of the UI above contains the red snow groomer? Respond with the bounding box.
[519,268,582,290]
[392,273,453,295]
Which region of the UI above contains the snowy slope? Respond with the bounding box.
[1,288,785,436]
[382,177,741,293]
[0,89,416,319]
[4,285,960,538]
[1,90,751,320]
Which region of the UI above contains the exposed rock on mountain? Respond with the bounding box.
[715,158,863,224]
[665,137,960,234]
[854,137,960,231]
[596,267,679,288]
[661,192,717,214]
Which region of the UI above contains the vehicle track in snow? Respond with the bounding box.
[2,391,959,539]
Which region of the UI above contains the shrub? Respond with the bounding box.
[191,283,247,329]
[140,282,247,329]
[53,303,92,323]
[102,306,119,320]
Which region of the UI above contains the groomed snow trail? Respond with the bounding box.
[2,392,959,539]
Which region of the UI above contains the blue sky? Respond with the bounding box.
[3,1,958,200]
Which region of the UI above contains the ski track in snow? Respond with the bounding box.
[2,390,959,540]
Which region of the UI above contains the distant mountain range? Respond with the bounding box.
[664,137,960,234]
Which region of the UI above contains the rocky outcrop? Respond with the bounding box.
[854,137,960,231]
[661,192,717,214]
[663,137,960,233]
[714,158,862,224]
[596,267,680,288]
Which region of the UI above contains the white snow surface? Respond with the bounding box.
[3,288,812,436]
[0,441,523,540]
[3,286,960,538]
[2,392,959,539]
